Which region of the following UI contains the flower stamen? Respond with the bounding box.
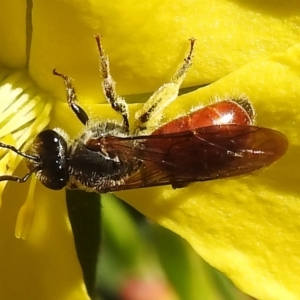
[15,176,37,239]
[0,69,53,236]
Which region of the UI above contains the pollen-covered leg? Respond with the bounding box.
[53,69,89,125]
[95,35,130,132]
[135,39,196,131]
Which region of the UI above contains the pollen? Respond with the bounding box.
[0,69,52,237]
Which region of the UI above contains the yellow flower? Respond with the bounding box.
[0,1,300,299]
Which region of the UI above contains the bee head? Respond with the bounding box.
[26,130,69,190]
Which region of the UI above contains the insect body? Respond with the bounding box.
[0,36,288,192]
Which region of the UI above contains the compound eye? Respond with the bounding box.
[31,130,69,190]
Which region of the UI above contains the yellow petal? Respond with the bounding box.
[0,1,27,68]
[117,44,300,299]
[0,176,90,299]
[29,0,300,100]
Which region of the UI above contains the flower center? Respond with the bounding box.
[0,68,52,239]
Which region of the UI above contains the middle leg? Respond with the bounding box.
[95,35,130,132]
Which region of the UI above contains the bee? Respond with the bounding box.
[0,36,288,192]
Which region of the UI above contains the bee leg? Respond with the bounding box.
[135,38,196,131]
[95,35,130,132]
[53,69,89,125]
[0,142,38,161]
[0,171,35,183]
[0,141,39,183]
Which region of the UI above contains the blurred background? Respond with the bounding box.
[67,191,255,300]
